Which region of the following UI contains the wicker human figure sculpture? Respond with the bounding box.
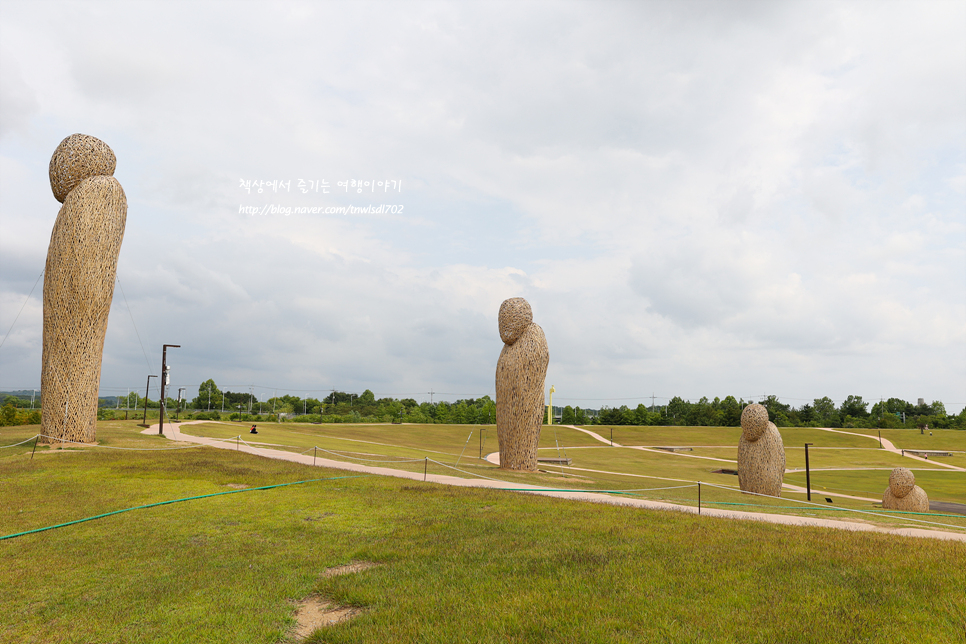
[40,134,127,444]
[495,297,549,471]
[737,403,786,496]
[882,467,929,512]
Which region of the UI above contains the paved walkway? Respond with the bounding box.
[144,421,965,542]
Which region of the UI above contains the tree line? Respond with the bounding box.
[586,394,963,429]
[2,386,962,429]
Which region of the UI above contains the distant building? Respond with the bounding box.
[918,398,925,406]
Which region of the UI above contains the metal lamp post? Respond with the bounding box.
[804,443,813,501]
[142,374,157,426]
[158,344,180,435]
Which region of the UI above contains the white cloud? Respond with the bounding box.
[0,0,963,411]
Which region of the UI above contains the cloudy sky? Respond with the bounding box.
[1,0,963,412]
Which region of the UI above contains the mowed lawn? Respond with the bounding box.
[1,421,964,644]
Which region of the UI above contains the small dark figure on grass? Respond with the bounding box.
[250,425,258,434]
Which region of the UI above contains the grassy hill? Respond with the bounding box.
[1,421,963,643]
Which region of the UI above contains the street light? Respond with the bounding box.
[142,374,157,426]
[159,344,180,435]
[547,385,555,425]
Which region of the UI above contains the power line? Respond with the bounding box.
[115,277,154,374]
[0,270,44,351]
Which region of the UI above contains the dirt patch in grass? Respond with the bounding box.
[290,562,379,640]
[225,483,248,489]
[292,596,362,638]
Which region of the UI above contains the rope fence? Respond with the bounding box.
[0,434,215,451]
[697,481,965,530]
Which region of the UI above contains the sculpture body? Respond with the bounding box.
[737,403,785,496]
[495,298,549,471]
[41,134,127,443]
[882,467,929,512]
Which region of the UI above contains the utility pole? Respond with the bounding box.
[158,344,180,435]
[650,393,656,413]
[429,389,435,405]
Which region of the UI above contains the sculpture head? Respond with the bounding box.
[499,297,533,345]
[49,134,117,203]
[889,467,915,498]
[740,403,769,442]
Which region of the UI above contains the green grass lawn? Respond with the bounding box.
[782,447,956,471]
[2,421,965,643]
[603,425,742,446]
[878,428,966,451]
[168,421,966,527]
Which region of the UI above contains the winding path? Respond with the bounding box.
[143,421,965,542]
[816,427,965,471]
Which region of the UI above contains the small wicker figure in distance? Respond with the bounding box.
[882,467,929,512]
[41,134,128,444]
[737,403,786,496]
[495,297,549,471]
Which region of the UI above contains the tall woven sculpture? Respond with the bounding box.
[40,134,127,443]
[882,467,929,512]
[495,297,549,471]
[737,403,785,496]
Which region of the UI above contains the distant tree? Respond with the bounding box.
[619,405,636,425]
[686,397,720,426]
[633,404,649,425]
[812,397,837,426]
[883,398,911,414]
[719,396,742,426]
[561,405,576,424]
[798,403,813,424]
[760,395,791,421]
[193,379,223,411]
[667,397,689,423]
[930,401,947,417]
[574,407,588,425]
[840,395,869,418]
